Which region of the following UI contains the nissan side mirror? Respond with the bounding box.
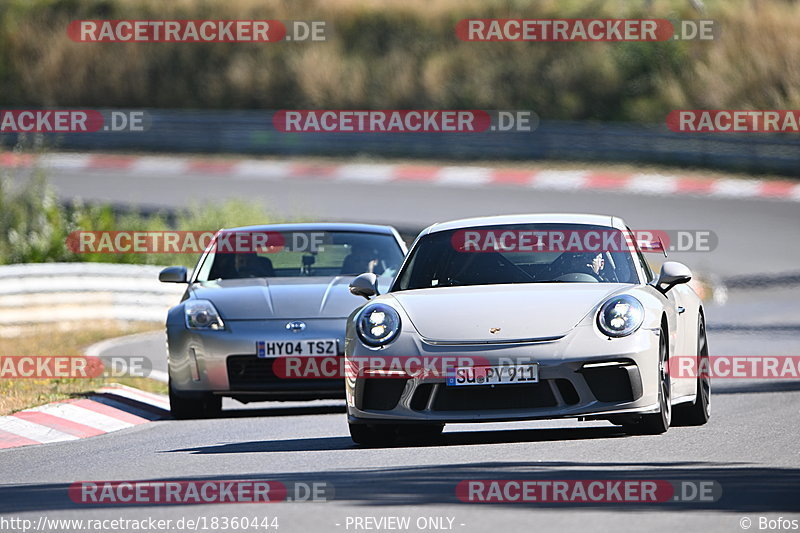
[159,266,188,283]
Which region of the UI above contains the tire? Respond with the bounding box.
[169,379,222,420]
[625,328,671,435]
[673,317,711,426]
[348,423,399,447]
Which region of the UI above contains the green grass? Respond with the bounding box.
[0,166,286,266]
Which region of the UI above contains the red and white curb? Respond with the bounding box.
[2,151,799,201]
[0,384,168,450]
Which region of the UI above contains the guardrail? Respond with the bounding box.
[2,111,798,176]
[0,261,792,339]
[0,263,183,331]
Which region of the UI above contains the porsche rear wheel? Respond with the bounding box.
[625,328,671,435]
[673,317,711,426]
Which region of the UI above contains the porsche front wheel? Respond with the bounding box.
[673,317,711,426]
[625,328,671,435]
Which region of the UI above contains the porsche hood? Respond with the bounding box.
[189,277,386,319]
[389,284,629,342]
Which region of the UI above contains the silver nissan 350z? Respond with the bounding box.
[344,214,710,445]
[160,223,407,418]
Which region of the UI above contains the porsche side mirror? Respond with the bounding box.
[655,261,692,294]
[159,266,188,283]
[349,272,379,299]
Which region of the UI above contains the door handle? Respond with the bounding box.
[677,306,686,314]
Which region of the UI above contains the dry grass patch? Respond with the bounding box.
[0,321,166,415]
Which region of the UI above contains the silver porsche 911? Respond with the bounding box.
[159,223,407,419]
[344,214,710,445]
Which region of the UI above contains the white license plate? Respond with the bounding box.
[446,364,539,386]
[256,340,338,357]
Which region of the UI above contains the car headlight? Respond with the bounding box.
[356,304,401,347]
[185,300,225,330]
[597,295,644,337]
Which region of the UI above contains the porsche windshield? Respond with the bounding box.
[394,224,640,290]
[195,230,404,280]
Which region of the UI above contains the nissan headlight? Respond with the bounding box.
[356,304,401,347]
[185,300,225,330]
[597,295,644,337]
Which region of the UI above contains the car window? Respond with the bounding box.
[394,224,639,290]
[195,230,404,280]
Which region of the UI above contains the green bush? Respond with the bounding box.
[0,166,280,266]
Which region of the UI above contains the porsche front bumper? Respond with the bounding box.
[345,325,663,424]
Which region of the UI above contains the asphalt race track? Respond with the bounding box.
[2,165,799,532]
[31,164,800,277]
